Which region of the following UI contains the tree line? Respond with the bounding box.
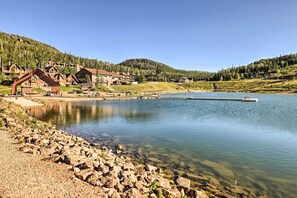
[1,32,297,82]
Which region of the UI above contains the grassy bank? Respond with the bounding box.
[179,79,297,94]
[0,85,11,95]
[111,82,180,93]
[1,79,296,96]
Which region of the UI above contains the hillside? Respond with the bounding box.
[213,54,297,81]
[0,32,212,81]
[118,58,213,82]
[0,32,110,70]
[1,31,297,83]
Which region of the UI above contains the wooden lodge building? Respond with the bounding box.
[12,69,61,95]
[76,68,114,85]
[1,63,26,80]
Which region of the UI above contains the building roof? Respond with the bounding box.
[84,68,113,76]
[45,65,58,73]
[47,73,65,80]
[111,73,123,78]
[66,74,79,82]
[4,63,25,71]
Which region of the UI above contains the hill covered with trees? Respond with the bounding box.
[1,31,297,82]
[118,58,213,82]
[0,32,212,82]
[212,54,297,81]
[0,32,110,70]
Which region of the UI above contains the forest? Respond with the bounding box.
[1,31,297,82]
[212,54,297,81]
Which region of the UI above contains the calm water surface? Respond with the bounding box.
[29,92,297,197]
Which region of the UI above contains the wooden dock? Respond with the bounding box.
[186,97,258,102]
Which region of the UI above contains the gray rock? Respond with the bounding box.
[176,176,191,189]
[123,162,134,171]
[135,180,149,193]
[156,176,171,189]
[109,165,121,177]
[87,172,103,186]
[121,171,137,187]
[115,183,125,192]
[39,147,55,156]
[162,188,181,198]
[104,176,119,188]
[97,162,109,174]
[73,167,80,173]
[149,193,158,198]
[74,169,93,181]
[110,191,121,198]
[100,176,109,186]
[75,159,92,170]
[188,189,208,198]
[115,144,124,150]
[145,164,157,172]
[123,188,144,198]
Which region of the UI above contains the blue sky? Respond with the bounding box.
[1,0,297,71]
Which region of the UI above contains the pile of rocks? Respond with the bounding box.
[0,99,208,198]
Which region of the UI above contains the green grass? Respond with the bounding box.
[179,81,213,90]
[0,89,11,94]
[32,87,45,93]
[0,85,10,89]
[112,82,179,93]
[179,79,297,93]
[60,85,81,92]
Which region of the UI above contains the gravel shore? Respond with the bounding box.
[0,99,208,198]
[0,129,104,198]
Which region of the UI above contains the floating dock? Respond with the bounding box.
[186,97,258,102]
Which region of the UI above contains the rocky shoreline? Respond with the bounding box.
[0,99,209,198]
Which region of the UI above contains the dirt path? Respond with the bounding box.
[2,97,43,107]
[0,129,104,198]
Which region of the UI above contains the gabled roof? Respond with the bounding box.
[5,63,25,71]
[47,73,65,80]
[45,65,58,73]
[66,74,79,82]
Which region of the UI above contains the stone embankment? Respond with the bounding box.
[0,99,208,198]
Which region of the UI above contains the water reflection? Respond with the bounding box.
[28,101,154,126]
